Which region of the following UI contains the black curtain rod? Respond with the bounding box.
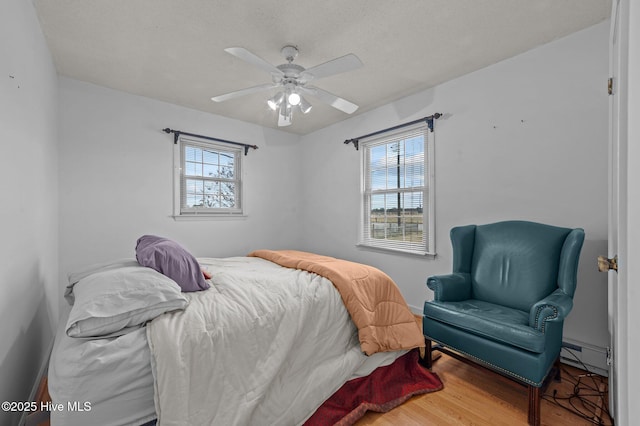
[344,113,442,151]
[162,128,259,156]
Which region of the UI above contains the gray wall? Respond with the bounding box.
[298,22,610,352]
[0,0,59,425]
[57,77,303,314]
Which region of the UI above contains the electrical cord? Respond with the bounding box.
[541,347,613,425]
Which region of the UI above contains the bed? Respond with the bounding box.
[48,239,438,426]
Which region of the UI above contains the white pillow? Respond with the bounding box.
[66,264,189,338]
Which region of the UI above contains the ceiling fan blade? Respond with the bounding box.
[211,83,276,102]
[300,54,363,81]
[300,86,359,114]
[224,47,284,76]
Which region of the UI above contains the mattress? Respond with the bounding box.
[49,320,399,426]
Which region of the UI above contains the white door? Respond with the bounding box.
[608,0,640,422]
[606,0,627,421]
[606,0,619,417]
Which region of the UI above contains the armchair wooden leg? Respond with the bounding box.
[419,338,433,369]
[554,356,562,381]
[527,385,541,426]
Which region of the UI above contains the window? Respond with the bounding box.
[359,123,435,255]
[174,136,243,217]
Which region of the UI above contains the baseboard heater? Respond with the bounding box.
[561,339,609,377]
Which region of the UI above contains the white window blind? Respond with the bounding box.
[359,123,435,255]
[174,136,243,216]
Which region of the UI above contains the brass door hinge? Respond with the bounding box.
[608,77,613,95]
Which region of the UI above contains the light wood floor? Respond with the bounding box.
[356,318,611,426]
[356,352,609,426]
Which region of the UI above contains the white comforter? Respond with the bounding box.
[147,256,402,426]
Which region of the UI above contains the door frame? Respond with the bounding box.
[610,0,640,423]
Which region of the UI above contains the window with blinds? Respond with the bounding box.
[360,123,435,255]
[174,137,243,216]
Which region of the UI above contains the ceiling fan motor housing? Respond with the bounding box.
[281,45,299,62]
[275,63,305,82]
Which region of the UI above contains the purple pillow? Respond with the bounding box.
[135,235,209,292]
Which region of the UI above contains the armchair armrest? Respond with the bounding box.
[427,273,471,302]
[529,289,574,332]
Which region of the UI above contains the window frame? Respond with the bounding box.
[358,122,435,256]
[173,136,244,218]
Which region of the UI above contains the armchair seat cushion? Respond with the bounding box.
[424,299,545,353]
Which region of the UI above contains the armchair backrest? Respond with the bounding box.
[450,221,585,312]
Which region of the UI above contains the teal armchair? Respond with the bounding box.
[422,221,584,425]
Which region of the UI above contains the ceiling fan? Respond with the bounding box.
[211,45,363,127]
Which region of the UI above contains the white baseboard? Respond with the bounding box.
[408,304,423,316]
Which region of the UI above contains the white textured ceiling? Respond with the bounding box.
[34,0,611,135]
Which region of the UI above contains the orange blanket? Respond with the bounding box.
[248,250,424,355]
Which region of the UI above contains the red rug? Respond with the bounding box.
[304,349,443,426]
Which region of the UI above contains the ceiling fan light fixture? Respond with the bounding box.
[278,100,293,127]
[267,91,284,110]
[280,99,291,114]
[278,108,292,127]
[298,96,312,114]
[278,113,292,126]
[215,45,363,127]
[287,91,301,106]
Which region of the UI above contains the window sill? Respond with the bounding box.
[356,243,436,258]
[172,214,247,221]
